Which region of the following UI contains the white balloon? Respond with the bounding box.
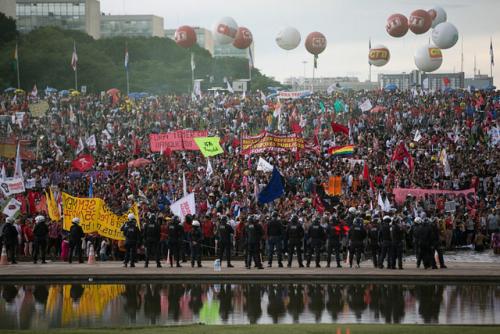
[213,17,238,45]
[276,27,301,50]
[432,22,459,49]
[414,45,443,72]
[368,44,390,67]
[429,6,447,28]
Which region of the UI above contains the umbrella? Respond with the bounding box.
[45,87,57,93]
[371,105,387,113]
[14,89,25,94]
[128,92,148,100]
[4,87,16,93]
[70,90,81,97]
[127,158,152,168]
[59,90,70,97]
[107,88,120,96]
[443,87,454,93]
[384,83,398,91]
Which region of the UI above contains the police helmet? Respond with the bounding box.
[127,213,135,221]
[35,215,46,223]
[72,217,81,224]
[192,220,200,227]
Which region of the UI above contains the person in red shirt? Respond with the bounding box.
[22,220,34,257]
[201,215,215,256]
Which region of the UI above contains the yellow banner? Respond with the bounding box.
[62,192,139,240]
[45,189,61,221]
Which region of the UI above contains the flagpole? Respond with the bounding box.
[16,42,20,89]
[74,40,78,91]
[491,37,493,78]
[125,42,130,95]
[191,52,195,94]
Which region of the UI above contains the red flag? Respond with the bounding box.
[290,121,303,134]
[443,77,450,86]
[331,122,349,135]
[312,193,325,213]
[363,162,369,180]
[72,154,95,172]
[67,138,78,149]
[391,142,414,171]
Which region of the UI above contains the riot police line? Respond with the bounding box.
[1,208,447,269]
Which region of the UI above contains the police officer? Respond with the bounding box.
[33,215,49,264]
[143,213,161,268]
[368,218,380,268]
[69,217,84,264]
[2,217,18,264]
[378,216,392,269]
[267,211,284,268]
[245,215,264,269]
[326,215,342,268]
[416,218,434,269]
[121,213,140,268]
[286,215,304,268]
[348,215,367,268]
[168,216,184,267]
[189,220,203,268]
[412,217,423,268]
[307,217,325,268]
[217,216,234,268]
[389,217,404,270]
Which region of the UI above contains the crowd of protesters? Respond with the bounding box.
[0,86,499,269]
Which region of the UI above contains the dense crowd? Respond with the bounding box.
[0,87,499,269]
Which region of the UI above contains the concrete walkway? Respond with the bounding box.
[1,260,499,282]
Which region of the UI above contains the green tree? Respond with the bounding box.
[0,13,17,47]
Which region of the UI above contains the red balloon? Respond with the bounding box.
[305,32,327,55]
[409,9,432,34]
[386,13,408,38]
[175,25,197,48]
[233,27,253,49]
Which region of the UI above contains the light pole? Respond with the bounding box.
[302,61,307,90]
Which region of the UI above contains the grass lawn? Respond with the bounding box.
[2,324,499,334]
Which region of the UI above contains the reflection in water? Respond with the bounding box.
[0,282,499,329]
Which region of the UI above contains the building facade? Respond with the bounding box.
[464,74,494,90]
[101,15,164,38]
[165,27,214,55]
[378,70,465,91]
[0,0,16,19]
[283,77,377,91]
[16,0,100,39]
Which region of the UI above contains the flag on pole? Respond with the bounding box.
[124,46,129,70]
[490,38,495,66]
[1,164,6,180]
[258,167,285,204]
[206,158,213,179]
[14,142,23,179]
[71,41,78,71]
[12,43,18,71]
[76,137,85,155]
[248,46,254,69]
[191,53,196,71]
[182,171,187,197]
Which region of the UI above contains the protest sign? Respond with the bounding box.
[194,137,224,157]
[149,130,208,152]
[241,132,304,155]
[0,177,26,197]
[277,90,312,99]
[393,188,476,207]
[170,193,196,222]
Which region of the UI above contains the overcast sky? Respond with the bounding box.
[100,0,500,86]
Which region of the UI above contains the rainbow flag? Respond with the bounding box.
[328,145,355,156]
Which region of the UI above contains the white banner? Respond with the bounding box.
[358,99,373,112]
[86,135,96,149]
[256,157,274,172]
[0,177,26,197]
[278,90,312,100]
[2,198,22,218]
[169,193,196,222]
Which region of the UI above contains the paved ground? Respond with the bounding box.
[1,259,499,282]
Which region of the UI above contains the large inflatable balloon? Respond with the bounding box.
[414,45,443,72]
[369,45,390,67]
[409,9,432,34]
[305,32,327,55]
[174,25,197,48]
[276,27,301,50]
[213,17,238,45]
[428,6,447,28]
[386,14,409,38]
[233,27,253,49]
[432,22,458,49]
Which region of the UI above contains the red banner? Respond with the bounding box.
[241,132,304,155]
[149,130,208,152]
[393,188,476,207]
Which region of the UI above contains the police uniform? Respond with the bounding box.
[189,221,203,267]
[245,216,264,269]
[307,218,325,268]
[389,218,404,269]
[122,216,140,267]
[267,212,284,267]
[69,218,84,264]
[286,216,304,267]
[348,218,367,268]
[33,216,49,264]
[378,217,392,269]
[168,217,184,267]
[368,220,380,268]
[217,216,234,267]
[143,214,161,268]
